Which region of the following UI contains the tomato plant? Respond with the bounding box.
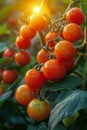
[0,0,87,130]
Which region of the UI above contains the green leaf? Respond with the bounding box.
[0,91,12,107]
[11,116,26,125]
[0,24,10,35]
[27,125,37,130]
[45,75,82,91]
[0,42,8,56]
[0,101,15,122]
[37,122,48,130]
[49,90,87,130]
[53,124,66,130]
[46,90,59,108]
[81,0,87,15]
[0,57,10,64]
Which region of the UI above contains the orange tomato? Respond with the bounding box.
[15,84,34,106]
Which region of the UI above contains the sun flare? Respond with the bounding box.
[33,7,40,14]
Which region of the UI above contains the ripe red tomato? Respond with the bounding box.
[37,48,50,64]
[63,57,74,72]
[15,84,34,106]
[45,31,58,48]
[29,14,47,31]
[2,70,18,84]
[20,25,36,39]
[63,23,82,42]
[54,40,76,62]
[0,88,4,96]
[42,59,65,81]
[3,48,15,58]
[0,69,3,74]
[14,50,30,66]
[27,98,50,121]
[25,68,46,90]
[66,7,85,25]
[16,35,31,49]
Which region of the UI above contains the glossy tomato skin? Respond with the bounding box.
[63,57,74,72]
[54,40,76,62]
[15,84,34,106]
[37,48,50,64]
[45,31,58,42]
[27,98,50,121]
[66,7,84,25]
[20,25,36,39]
[16,35,31,49]
[14,51,30,66]
[63,23,82,42]
[3,48,15,58]
[42,59,65,81]
[25,69,46,91]
[2,70,18,84]
[29,14,47,31]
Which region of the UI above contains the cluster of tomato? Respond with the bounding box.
[0,14,47,95]
[37,7,84,81]
[0,49,18,96]
[15,7,84,122]
[15,13,51,121]
[0,7,85,120]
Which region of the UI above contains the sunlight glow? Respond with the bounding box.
[33,7,40,14]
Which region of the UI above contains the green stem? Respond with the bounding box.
[65,0,81,13]
[73,70,83,79]
[82,74,86,90]
[52,17,66,24]
[38,31,45,47]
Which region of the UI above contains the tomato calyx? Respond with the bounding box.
[34,64,44,72]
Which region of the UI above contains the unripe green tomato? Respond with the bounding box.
[62,112,79,127]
